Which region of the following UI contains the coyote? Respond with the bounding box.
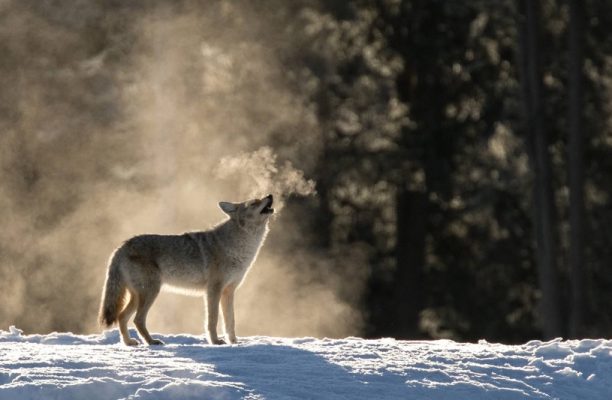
[99,194,274,346]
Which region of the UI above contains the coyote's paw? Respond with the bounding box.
[123,338,140,346]
[148,339,165,346]
[209,338,226,345]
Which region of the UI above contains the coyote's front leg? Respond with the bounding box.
[221,284,237,344]
[206,283,224,345]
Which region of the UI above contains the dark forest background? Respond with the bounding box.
[1,0,612,343]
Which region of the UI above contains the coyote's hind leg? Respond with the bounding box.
[118,291,139,346]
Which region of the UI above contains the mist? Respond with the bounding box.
[0,1,366,338]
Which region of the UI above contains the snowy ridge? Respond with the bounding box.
[0,326,611,399]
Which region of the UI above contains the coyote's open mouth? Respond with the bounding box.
[261,195,274,214]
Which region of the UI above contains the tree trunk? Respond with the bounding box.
[567,0,586,338]
[394,188,427,338]
[517,0,563,339]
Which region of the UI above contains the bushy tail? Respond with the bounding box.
[98,252,125,327]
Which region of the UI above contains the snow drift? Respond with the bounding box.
[0,327,611,399]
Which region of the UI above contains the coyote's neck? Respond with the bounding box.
[213,219,268,262]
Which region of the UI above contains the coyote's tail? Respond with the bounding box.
[98,251,125,327]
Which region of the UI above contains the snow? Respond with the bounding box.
[1,327,611,399]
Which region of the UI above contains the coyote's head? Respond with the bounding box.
[219,194,274,228]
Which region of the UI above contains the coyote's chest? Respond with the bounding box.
[224,235,264,269]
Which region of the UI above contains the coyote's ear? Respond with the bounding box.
[219,202,238,214]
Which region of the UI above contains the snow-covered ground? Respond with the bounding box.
[0,326,611,399]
